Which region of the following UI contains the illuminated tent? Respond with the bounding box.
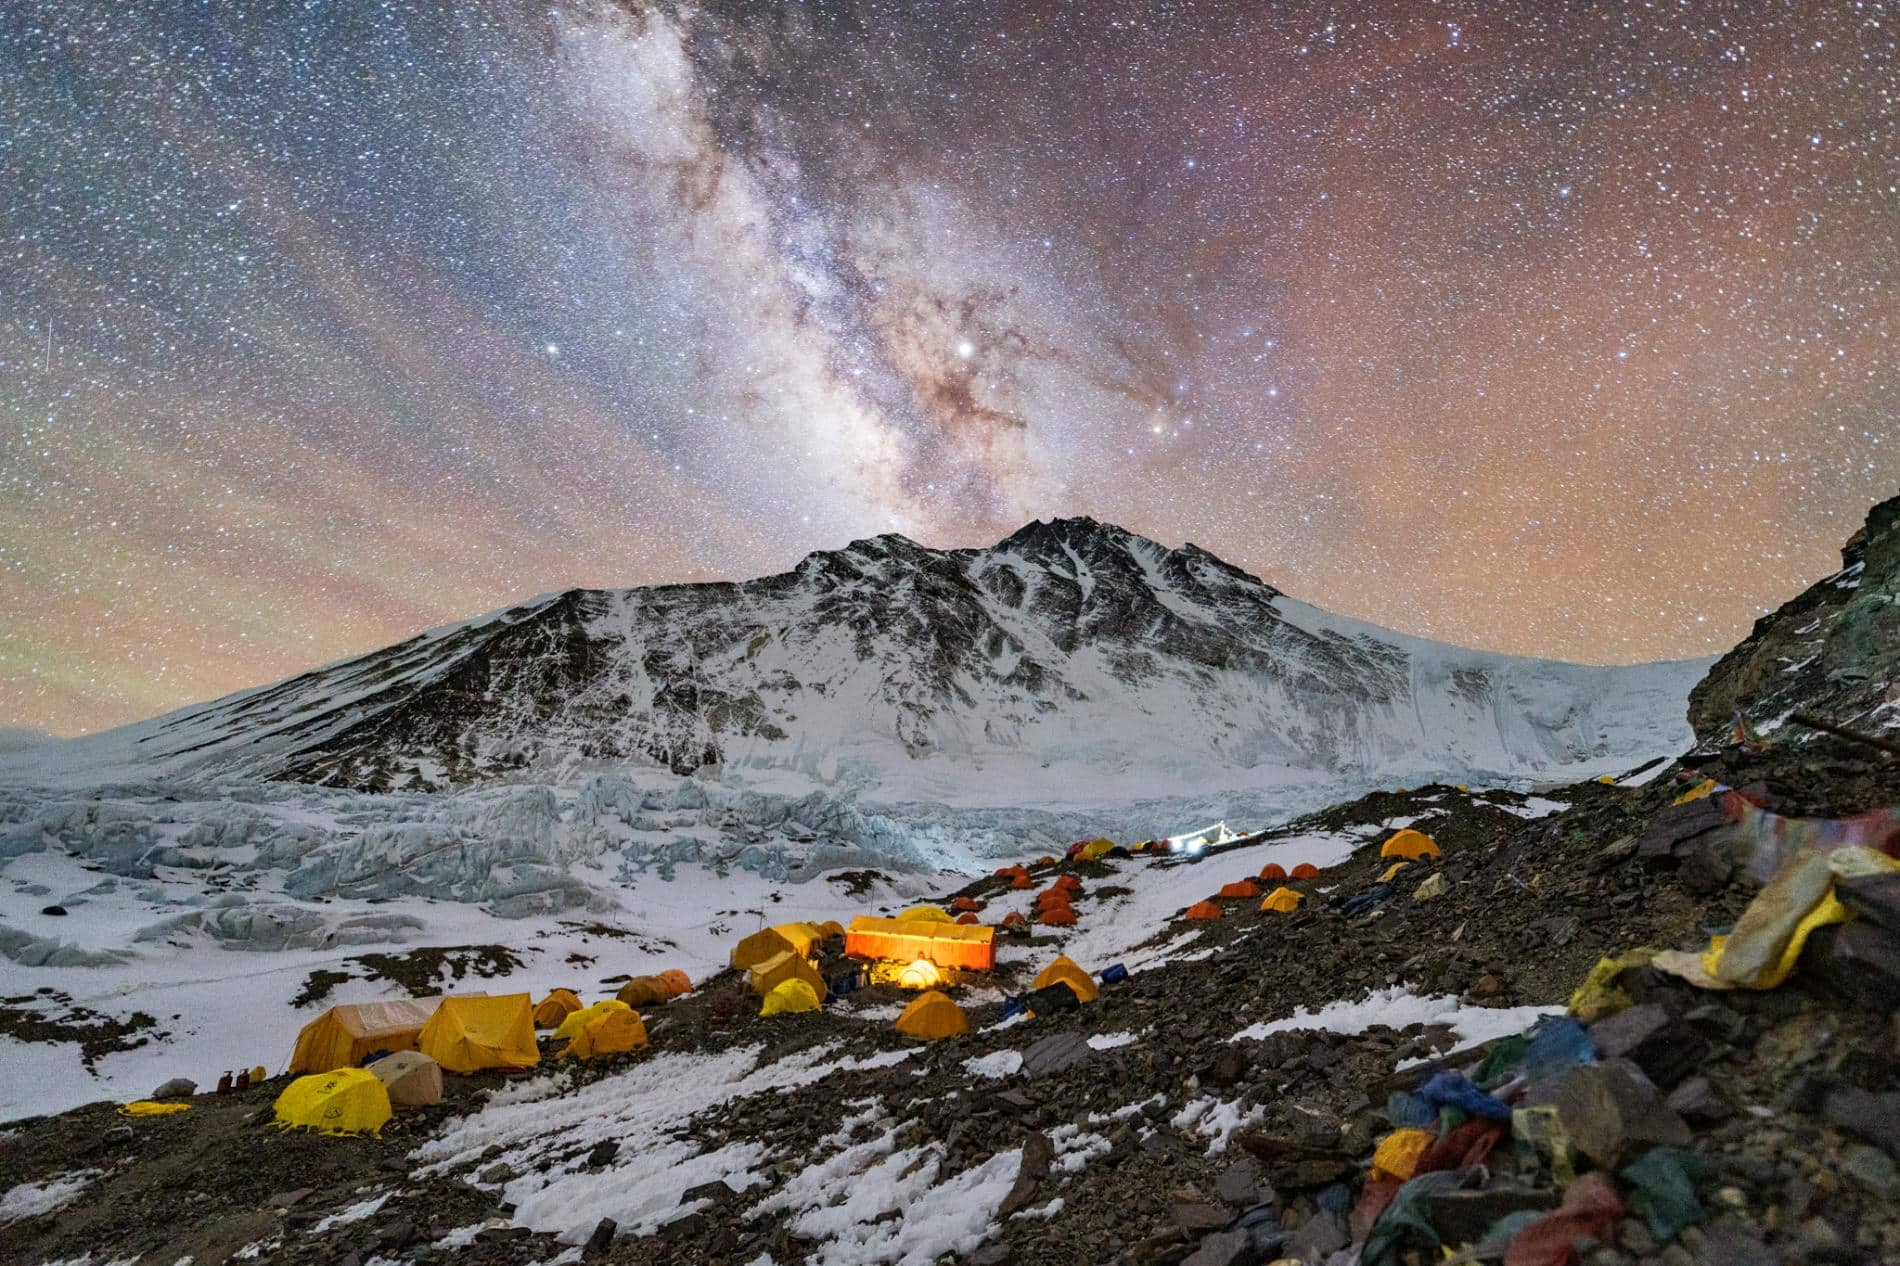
[289,997,447,1075]
[896,959,942,989]
[366,1051,443,1108]
[273,1068,391,1136]
[1218,880,1262,899]
[748,948,829,1001]
[844,916,996,971]
[895,990,969,1040]
[1259,863,1288,881]
[533,989,583,1029]
[1259,887,1304,914]
[562,1005,648,1060]
[730,922,824,971]
[1031,955,1099,1004]
[760,979,822,1015]
[417,994,539,1073]
[1290,863,1322,879]
[1183,900,1224,921]
[1380,829,1441,862]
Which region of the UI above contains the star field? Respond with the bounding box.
[2,1,1896,734]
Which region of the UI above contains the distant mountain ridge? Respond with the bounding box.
[10,518,1708,795]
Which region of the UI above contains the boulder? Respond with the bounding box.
[1521,1060,1690,1168]
[151,1077,196,1099]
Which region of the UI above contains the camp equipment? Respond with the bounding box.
[289,997,448,1075]
[1260,887,1304,914]
[367,1051,443,1107]
[760,979,822,1015]
[730,922,824,971]
[418,994,539,1073]
[273,1068,392,1136]
[1380,829,1441,861]
[747,948,828,1001]
[844,915,996,971]
[1031,955,1099,1003]
[894,990,969,1039]
[533,988,583,1028]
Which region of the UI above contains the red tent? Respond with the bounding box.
[1218,880,1262,899]
[1037,905,1078,927]
[1259,863,1287,881]
[1290,863,1321,879]
[1183,900,1224,921]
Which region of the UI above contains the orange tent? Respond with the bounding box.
[955,913,980,925]
[950,896,983,913]
[1259,862,1288,881]
[1001,912,1028,929]
[844,916,997,971]
[1035,888,1074,909]
[1037,905,1078,927]
[1380,829,1441,861]
[532,989,583,1029]
[1218,880,1262,899]
[1032,955,1099,1003]
[1010,873,1034,890]
[1052,875,1084,894]
[992,866,1018,877]
[658,969,692,996]
[1290,863,1321,879]
[1183,900,1223,921]
[1260,887,1304,914]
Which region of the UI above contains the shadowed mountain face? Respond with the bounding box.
[1689,493,1900,745]
[27,519,1706,794]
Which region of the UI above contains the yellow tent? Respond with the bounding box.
[747,948,828,1002]
[818,920,845,940]
[561,1006,648,1061]
[729,922,823,971]
[1077,838,1116,862]
[760,979,823,1015]
[554,999,632,1041]
[533,988,583,1028]
[1379,829,1441,862]
[895,990,969,1040]
[418,994,540,1073]
[1031,955,1099,1004]
[1259,887,1304,914]
[1595,774,1619,785]
[288,997,444,1075]
[273,1068,392,1136]
[898,905,954,923]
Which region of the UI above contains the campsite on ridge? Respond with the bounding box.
[0,492,1895,1266]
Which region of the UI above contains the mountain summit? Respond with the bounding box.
[24,519,1703,797]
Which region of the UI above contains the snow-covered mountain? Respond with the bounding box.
[12,518,1706,799]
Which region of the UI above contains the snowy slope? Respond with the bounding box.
[6,519,1707,798]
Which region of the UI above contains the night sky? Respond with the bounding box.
[2,1,1895,736]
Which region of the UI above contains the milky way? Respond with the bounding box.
[2,1,1896,735]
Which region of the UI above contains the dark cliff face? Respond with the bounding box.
[1687,493,1900,743]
